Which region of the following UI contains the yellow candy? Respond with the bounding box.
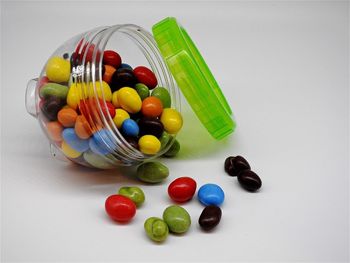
[112,91,120,108]
[113,109,130,128]
[160,108,183,134]
[46,56,70,83]
[117,87,142,114]
[86,81,112,102]
[138,135,161,155]
[61,140,82,158]
[67,81,112,109]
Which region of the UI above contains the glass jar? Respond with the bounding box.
[25,17,235,169]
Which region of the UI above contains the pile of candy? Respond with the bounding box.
[38,48,182,167]
[104,176,225,243]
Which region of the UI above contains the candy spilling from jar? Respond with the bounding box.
[39,48,183,167]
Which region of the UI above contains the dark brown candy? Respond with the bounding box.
[138,117,164,138]
[224,155,251,177]
[198,205,222,231]
[111,68,137,92]
[40,97,65,121]
[125,136,139,150]
[237,170,262,191]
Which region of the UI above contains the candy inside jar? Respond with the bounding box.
[26,18,235,169]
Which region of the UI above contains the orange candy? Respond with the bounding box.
[141,96,163,118]
[103,65,116,84]
[74,115,93,139]
[58,108,78,127]
[46,121,63,142]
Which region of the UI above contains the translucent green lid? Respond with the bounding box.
[152,17,236,140]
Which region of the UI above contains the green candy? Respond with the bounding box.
[39,83,68,99]
[83,151,116,169]
[144,217,169,242]
[152,87,171,108]
[136,161,169,183]
[135,83,150,101]
[163,205,191,234]
[163,139,180,157]
[118,186,145,207]
[159,132,170,149]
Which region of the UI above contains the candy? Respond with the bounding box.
[117,87,142,114]
[138,135,161,155]
[141,96,163,118]
[144,217,169,242]
[119,63,133,70]
[121,119,139,137]
[100,100,116,119]
[105,194,136,222]
[67,81,112,109]
[113,108,130,129]
[74,115,92,139]
[89,129,115,155]
[111,91,120,108]
[124,136,139,149]
[159,132,170,149]
[133,66,157,89]
[138,117,164,138]
[39,83,68,100]
[224,156,251,177]
[111,68,137,91]
[46,121,63,142]
[162,205,191,234]
[45,56,70,83]
[83,151,115,169]
[136,161,169,183]
[197,184,225,206]
[102,65,116,84]
[160,108,183,134]
[163,139,180,157]
[40,97,65,121]
[135,83,149,100]
[118,186,145,207]
[62,128,90,152]
[61,140,82,158]
[152,87,171,108]
[57,108,78,127]
[103,50,122,68]
[237,170,262,191]
[198,205,222,231]
[168,177,197,203]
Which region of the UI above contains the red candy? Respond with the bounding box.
[133,66,158,89]
[79,99,115,121]
[103,50,122,68]
[168,177,197,203]
[105,194,136,222]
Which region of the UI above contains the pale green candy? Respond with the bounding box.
[83,151,115,169]
[163,139,180,158]
[163,205,191,234]
[39,83,68,99]
[152,87,171,108]
[159,132,170,149]
[144,217,169,242]
[136,162,169,183]
[118,186,145,207]
[135,83,149,101]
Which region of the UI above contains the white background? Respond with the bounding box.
[1,1,349,262]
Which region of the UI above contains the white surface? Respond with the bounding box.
[1,1,349,262]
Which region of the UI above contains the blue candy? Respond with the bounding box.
[119,63,133,70]
[62,128,89,152]
[197,184,225,206]
[121,119,139,137]
[90,129,116,155]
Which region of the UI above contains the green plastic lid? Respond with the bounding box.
[152,17,236,140]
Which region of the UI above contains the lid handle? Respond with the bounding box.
[25,78,38,118]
